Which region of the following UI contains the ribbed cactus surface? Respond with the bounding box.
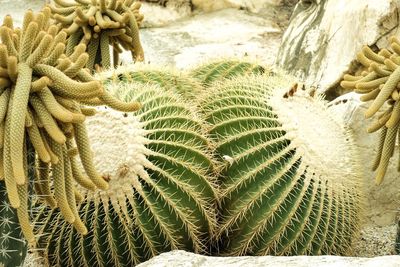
[198,75,363,256]
[189,59,267,87]
[98,64,204,98]
[34,83,217,266]
[0,182,27,267]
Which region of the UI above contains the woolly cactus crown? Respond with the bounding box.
[198,75,363,256]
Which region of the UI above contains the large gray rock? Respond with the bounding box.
[137,250,400,267]
[328,92,400,226]
[276,0,399,97]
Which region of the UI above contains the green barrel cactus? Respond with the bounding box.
[198,75,363,256]
[34,82,218,266]
[97,64,204,98]
[189,59,267,87]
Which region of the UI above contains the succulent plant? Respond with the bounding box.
[197,75,363,256]
[97,63,204,98]
[340,37,400,185]
[49,0,145,69]
[189,59,267,87]
[0,8,140,245]
[34,82,218,266]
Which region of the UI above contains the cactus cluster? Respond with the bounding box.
[189,59,267,87]
[49,0,144,69]
[340,37,400,185]
[34,82,218,266]
[0,8,141,245]
[198,75,363,256]
[97,64,204,98]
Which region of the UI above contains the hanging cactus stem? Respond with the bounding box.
[0,9,142,245]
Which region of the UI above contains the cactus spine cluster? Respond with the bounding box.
[97,64,204,98]
[49,0,144,69]
[189,59,267,87]
[34,82,218,266]
[340,36,400,185]
[198,75,363,256]
[0,9,141,244]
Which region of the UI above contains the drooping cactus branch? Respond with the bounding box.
[49,0,145,70]
[0,9,140,244]
[340,36,400,185]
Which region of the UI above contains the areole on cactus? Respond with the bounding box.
[34,82,218,266]
[0,8,140,246]
[197,74,363,256]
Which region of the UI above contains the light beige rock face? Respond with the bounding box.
[276,0,399,96]
[137,250,400,267]
[328,92,400,226]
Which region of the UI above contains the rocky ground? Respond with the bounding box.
[0,0,398,266]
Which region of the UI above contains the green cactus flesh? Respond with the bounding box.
[189,59,267,87]
[198,75,363,256]
[34,83,217,266]
[0,182,27,267]
[97,64,204,99]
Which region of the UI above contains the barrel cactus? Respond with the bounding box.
[34,82,218,266]
[198,75,363,256]
[97,64,204,98]
[189,59,267,87]
[49,0,145,69]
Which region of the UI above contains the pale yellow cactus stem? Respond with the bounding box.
[31,76,51,93]
[0,27,17,56]
[26,116,51,163]
[16,183,35,244]
[365,67,400,118]
[384,58,398,71]
[29,95,67,144]
[73,123,109,190]
[362,46,385,63]
[100,33,111,68]
[26,34,53,67]
[19,22,38,62]
[48,137,76,223]
[62,144,88,234]
[7,56,17,82]
[375,122,399,184]
[360,88,380,102]
[37,87,75,122]
[356,51,372,67]
[64,53,89,77]
[39,129,59,164]
[367,109,392,133]
[99,90,141,112]
[386,100,400,128]
[9,63,33,185]
[369,63,391,76]
[355,76,388,91]
[33,64,103,99]
[37,160,57,208]
[43,43,66,66]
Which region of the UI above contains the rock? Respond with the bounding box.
[276,0,399,97]
[137,250,400,267]
[328,92,400,226]
[130,7,288,68]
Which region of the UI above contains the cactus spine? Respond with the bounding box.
[198,75,363,256]
[97,64,204,98]
[189,59,267,87]
[34,82,218,266]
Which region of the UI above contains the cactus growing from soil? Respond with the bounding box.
[198,75,363,256]
[0,8,140,245]
[34,82,218,266]
[97,64,204,98]
[189,59,267,87]
[340,37,400,185]
[49,0,145,69]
